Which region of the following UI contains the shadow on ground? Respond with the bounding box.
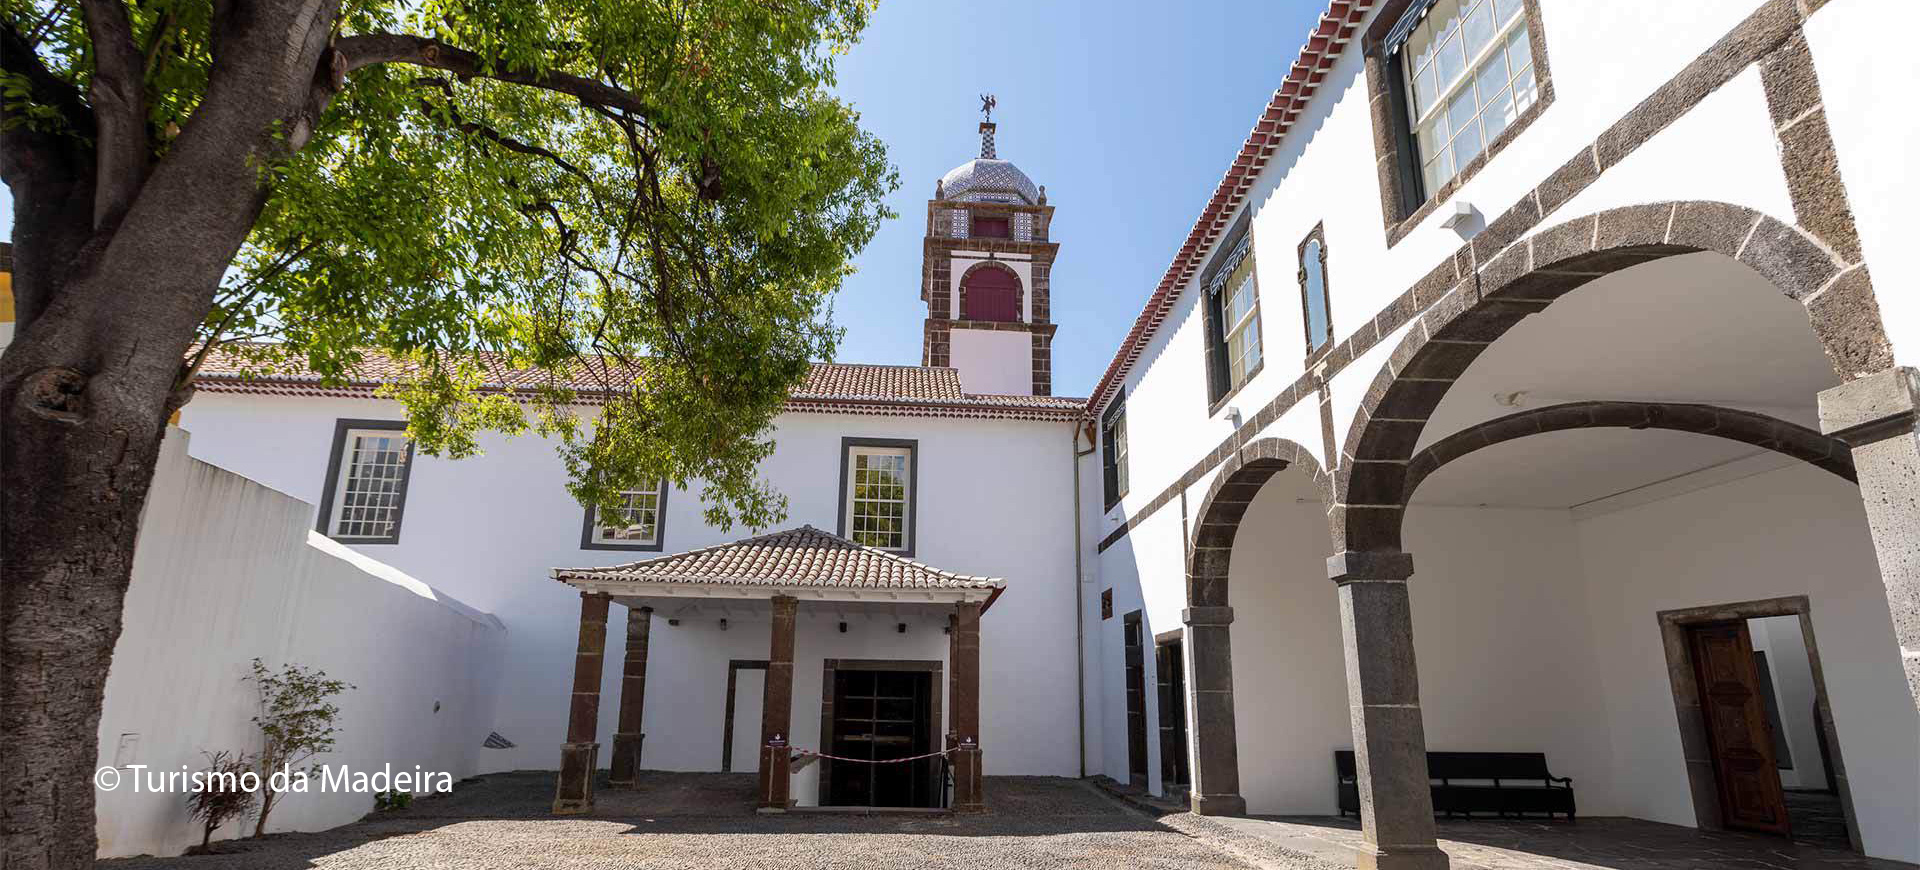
[98,772,1267,869]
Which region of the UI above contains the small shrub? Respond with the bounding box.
[249,658,353,838]
[374,789,414,812]
[185,751,256,850]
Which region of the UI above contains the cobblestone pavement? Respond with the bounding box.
[98,772,1283,870]
[1206,814,1920,870]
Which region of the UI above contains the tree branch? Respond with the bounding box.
[78,0,148,228]
[0,18,96,139]
[412,78,592,184]
[330,33,658,119]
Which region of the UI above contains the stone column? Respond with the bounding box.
[758,595,798,811]
[949,600,985,812]
[1182,605,1245,816]
[608,605,652,788]
[1329,551,1446,870]
[1820,367,1920,712]
[553,591,610,814]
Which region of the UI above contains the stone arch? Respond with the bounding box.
[958,260,1023,323]
[1179,436,1329,817]
[1403,401,1857,505]
[1188,437,1333,608]
[1337,200,1891,553]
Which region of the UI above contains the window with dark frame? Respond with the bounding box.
[970,214,1010,238]
[1101,396,1128,508]
[316,419,415,544]
[1201,221,1261,406]
[1380,0,1539,214]
[1298,224,1333,353]
[837,438,917,555]
[580,482,669,551]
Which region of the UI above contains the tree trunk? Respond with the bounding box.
[0,288,188,869]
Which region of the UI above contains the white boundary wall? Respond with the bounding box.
[96,430,506,858]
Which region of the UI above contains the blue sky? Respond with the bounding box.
[829,0,1325,396]
[0,0,1328,398]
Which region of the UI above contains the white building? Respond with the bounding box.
[68,0,1920,865]
[1076,0,1920,867]
[174,115,1085,819]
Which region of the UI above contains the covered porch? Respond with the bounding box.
[547,525,1003,815]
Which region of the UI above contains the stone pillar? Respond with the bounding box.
[608,605,652,788]
[1182,605,1245,816]
[553,591,610,814]
[1820,367,1920,712]
[1329,551,1447,870]
[757,595,798,811]
[949,600,985,812]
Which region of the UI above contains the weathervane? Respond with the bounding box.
[980,93,996,123]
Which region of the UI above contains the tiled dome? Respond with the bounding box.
[940,158,1040,205]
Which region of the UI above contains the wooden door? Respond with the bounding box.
[827,669,935,808]
[1123,612,1149,787]
[1688,621,1791,835]
[1156,637,1190,792]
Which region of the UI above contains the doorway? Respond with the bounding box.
[1155,631,1190,799]
[1660,596,1861,852]
[1123,611,1149,788]
[720,660,767,773]
[818,660,942,808]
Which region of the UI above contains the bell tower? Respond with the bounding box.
[920,97,1059,396]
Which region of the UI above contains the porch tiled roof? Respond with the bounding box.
[551,525,1003,591]
[191,347,1083,420]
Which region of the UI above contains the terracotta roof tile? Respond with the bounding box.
[551,525,1002,590]
[192,347,1084,421]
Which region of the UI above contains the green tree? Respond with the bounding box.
[0,2,894,866]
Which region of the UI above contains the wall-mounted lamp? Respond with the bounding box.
[1439,200,1480,233]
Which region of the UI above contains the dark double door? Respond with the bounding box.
[1688,621,1791,835]
[826,669,937,808]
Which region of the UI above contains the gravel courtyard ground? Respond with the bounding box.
[97,771,1307,870]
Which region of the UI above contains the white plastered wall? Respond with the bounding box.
[1805,0,1920,365]
[97,431,505,858]
[950,328,1032,394]
[177,395,1081,780]
[1573,463,1919,862]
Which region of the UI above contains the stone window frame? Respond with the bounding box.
[1366,0,1555,247]
[315,418,416,545]
[1655,595,1862,852]
[1297,222,1335,362]
[1200,213,1265,415]
[836,437,919,557]
[578,480,671,552]
[1101,392,1129,510]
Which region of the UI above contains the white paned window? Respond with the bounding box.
[1401,0,1534,194]
[846,445,911,551]
[1223,272,1262,386]
[327,428,411,541]
[591,486,663,546]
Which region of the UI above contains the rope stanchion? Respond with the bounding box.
[791,747,953,764]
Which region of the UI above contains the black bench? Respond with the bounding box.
[1335,750,1575,820]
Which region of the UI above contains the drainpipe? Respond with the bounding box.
[1070,417,1097,779]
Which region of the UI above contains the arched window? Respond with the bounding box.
[961,264,1020,322]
